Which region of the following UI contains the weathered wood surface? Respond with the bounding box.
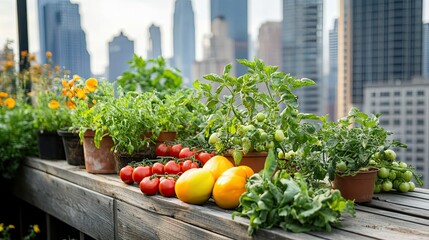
[13,164,115,240]
[14,158,429,240]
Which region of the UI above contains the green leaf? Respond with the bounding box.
[223,64,232,75]
[263,149,277,179]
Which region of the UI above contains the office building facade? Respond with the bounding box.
[108,32,134,82]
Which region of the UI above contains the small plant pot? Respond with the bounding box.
[37,130,66,160]
[57,130,85,166]
[83,130,116,174]
[332,169,378,203]
[223,151,267,173]
[114,152,153,173]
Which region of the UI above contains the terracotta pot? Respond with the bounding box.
[143,131,177,145]
[83,130,116,174]
[333,169,378,203]
[57,130,85,166]
[114,152,154,172]
[223,151,267,173]
[37,130,66,160]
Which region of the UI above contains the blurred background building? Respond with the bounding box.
[257,21,282,70]
[147,24,162,59]
[108,31,134,82]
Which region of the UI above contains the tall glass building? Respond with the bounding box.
[424,23,429,78]
[147,24,162,59]
[328,19,338,121]
[172,0,195,86]
[38,0,91,78]
[211,0,248,76]
[338,0,423,117]
[282,0,324,115]
[108,32,134,82]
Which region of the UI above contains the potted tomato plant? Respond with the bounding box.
[196,58,319,172]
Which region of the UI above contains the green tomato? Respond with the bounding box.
[374,184,381,194]
[369,159,377,166]
[388,171,397,181]
[398,182,410,193]
[255,144,265,152]
[393,179,401,190]
[402,170,413,182]
[409,182,416,191]
[260,132,268,141]
[255,113,266,122]
[277,150,284,159]
[399,162,408,168]
[384,149,396,162]
[265,141,274,149]
[392,161,399,167]
[377,167,390,179]
[336,161,347,172]
[208,132,220,145]
[274,130,285,142]
[244,124,256,132]
[382,180,393,192]
[374,152,381,160]
[231,137,241,145]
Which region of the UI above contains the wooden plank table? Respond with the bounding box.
[12,157,429,240]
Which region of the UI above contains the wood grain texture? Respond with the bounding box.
[13,166,114,240]
[116,200,231,240]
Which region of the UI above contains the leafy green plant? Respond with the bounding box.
[196,57,319,164]
[118,55,182,94]
[233,149,355,235]
[32,92,71,132]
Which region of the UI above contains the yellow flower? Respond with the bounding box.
[46,51,52,58]
[33,224,40,233]
[62,79,70,89]
[67,100,76,109]
[73,74,81,81]
[68,79,75,87]
[0,92,8,98]
[61,89,67,96]
[54,65,60,72]
[21,50,28,57]
[0,223,4,232]
[92,99,97,104]
[4,60,14,70]
[8,224,15,229]
[76,88,86,99]
[4,98,16,109]
[29,54,36,61]
[85,78,98,92]
[48,100,60,109]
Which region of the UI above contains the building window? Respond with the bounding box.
[406,91,413,96]
[417,130,424,135]
[381,110,390,115]
[417,100,424,105]
[416,148,424,153]
[393,119,400,125]
[406,101,413,106]
[380,120,389,125]
[394,91,400,96]
[417,166,424,171]
[380,92,390,97]
[417,91,424,96]
[417,109,424,115]
[417,157,424,162]
[394,110,400,114]
[406,156,412,161]
[380,101,390,106]
[406,109,412,115]
[372,101,376,106]
[406,129,412,134]
[416,139,424,143]
[394,101,400,106]
[406,119,412,125]
[417,119,425,125]
[372,92,376,97]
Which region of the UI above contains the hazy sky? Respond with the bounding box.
[1,0,428,75]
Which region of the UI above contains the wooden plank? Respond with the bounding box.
[332,210,429,240]
[371,193,429,211]
[13,166,115,240]
[116,200,231,240]
[355,205,429,226]
[375,191,429,202]
[22,158,320,239]
[362,200,429,220]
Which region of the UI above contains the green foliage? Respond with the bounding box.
[233,168,355,235]
[197,57,321,163]
[0,101,37,179]
[117,55,182,94]
[32,92,71,132]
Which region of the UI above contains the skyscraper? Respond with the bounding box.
[257,21,282,69]
[424,23,429,78]
[172,0,195,86]
[38,0,91,78]
[338,0,423,118]
[108,32,134,82]
[327,19,338,121]
[282,0,324,115]
[211,0,248,76]
[147,24,162,59]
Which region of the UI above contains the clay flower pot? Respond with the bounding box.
[83,130,116,174]
[333,168,378,203]
[223,151,267,173]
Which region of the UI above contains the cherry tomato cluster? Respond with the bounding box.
[155,143,215,165]
[119,157,204,198]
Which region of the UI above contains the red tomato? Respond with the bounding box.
[119,166,134,185]
[181,160,194,172]
[164,160,181,174]
[191,162,200,169]
[132,166,152,184]
[197,152,214,165]
[156,143,170,157]
[170,144,183,158]
[179,147,196,158]
[152,162,165,174]
[159,178,176,197]
[139,177,160,195]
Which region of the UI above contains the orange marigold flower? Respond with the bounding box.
[66,91,73,99]
[68,79,75,87]
[85,78,98,92]
[46,51,52,58]
[21,50,28,57]
[48,100,60,109]
[4,98,16,109]
[29,54,36,61]
[0,92,8,98]
[62,79,70,89]
[4,61,14,70]
[54,65,60,72]
[61,89,67,96]
[73,74,81,80]
[76,88,86,99]
[67,100,76,109]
